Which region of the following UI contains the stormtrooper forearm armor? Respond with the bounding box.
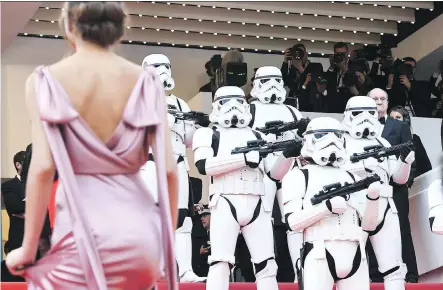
[193,127,246,176]
[267,153,295,181]
[282,169,331,232]
[361,181,381,232]
[390,151,415,185]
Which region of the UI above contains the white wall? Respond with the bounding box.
[1,37,331,177]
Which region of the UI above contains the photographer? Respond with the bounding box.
[386,57,432,117]
[343,58,374,97]
[299,74,329,112]
[429,60,443,117]
[281,43,323,109]
[199,55,221,93]
[192,205,211,277]
[325,42,354,112]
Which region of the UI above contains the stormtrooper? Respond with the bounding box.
[248,66,308,277]
[428,179,443,234]
[193,86,280,290]
[282,117,382,290]
[340,96,415,290]
[140,54,206,282]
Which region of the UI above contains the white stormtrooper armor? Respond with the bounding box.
[283,117,381,290]
[341,96,415,290]
[140,54,205,282]
[249,66,304,276]
[428,179,443,234]
[193,86,279,290]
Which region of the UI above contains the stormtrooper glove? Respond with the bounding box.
[195,115,211,127]
[400,143,415,164]
[296,117,311,138]
[244,151,262,169]
[282,141,303,158]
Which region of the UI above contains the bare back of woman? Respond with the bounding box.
[49,50,142,144]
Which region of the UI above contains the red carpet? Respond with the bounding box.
[2,282,443,289]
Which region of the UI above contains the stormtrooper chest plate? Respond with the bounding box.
[210,127,265,195]
[342,135,390,184]
[251,102,297,128]
[251,102,298,142]
[301,165,363,241]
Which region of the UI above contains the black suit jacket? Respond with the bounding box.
[1,177,25,252]
[381,117,415,187]
[381,117,412,146]
[281,61,324,108]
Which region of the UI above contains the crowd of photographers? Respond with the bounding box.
[201,42,443,119]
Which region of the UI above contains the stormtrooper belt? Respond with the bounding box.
[303,225,367,262]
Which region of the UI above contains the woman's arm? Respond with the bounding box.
[163,106,179,231]
[21,73,56,259]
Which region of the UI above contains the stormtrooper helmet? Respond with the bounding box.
[301,117,347,167]
[342,96,379,140]
[142,54,175,90]
[209,86,252,128]
[250,66,286,104]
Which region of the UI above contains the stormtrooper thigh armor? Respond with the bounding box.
[206,195,278,290]
[428,179,443,235]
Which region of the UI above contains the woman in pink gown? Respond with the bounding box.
[5,2,178,290]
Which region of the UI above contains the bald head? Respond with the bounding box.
[367,88,388,118]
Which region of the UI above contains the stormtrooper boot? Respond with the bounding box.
[175,221,207,282]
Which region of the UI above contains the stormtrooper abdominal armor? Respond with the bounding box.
[209,86,252,128]
[251,66,286,104]
[342,96,379,139]
[301,117,347,167]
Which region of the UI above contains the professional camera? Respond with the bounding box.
[342,58,367,87]
[391,59,414,80]
[214,62,248,89]
[316,75,328,85]
[290,46,305,60]
[333,52,346,64]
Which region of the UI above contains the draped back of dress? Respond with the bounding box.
[24,66,177,290]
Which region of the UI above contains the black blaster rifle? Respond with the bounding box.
[256,120,300,135]
[168,104,208,121]
[231,139,301,156]
[349,140,414,163]
[310,175,381,205]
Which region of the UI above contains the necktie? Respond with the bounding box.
[379,117,386,125]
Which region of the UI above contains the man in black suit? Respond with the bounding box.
[1,151,26,282]
[368,88,418,283]
[2,151,26,254]
[281,43,324,109]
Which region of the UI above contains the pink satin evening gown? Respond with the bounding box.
[24,66,177,290]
